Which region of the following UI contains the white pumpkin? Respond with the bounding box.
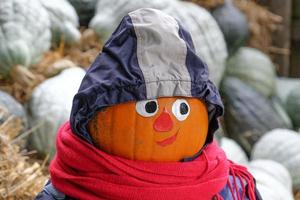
[220,137,248,165]
[89,0,227,86]
[39,0,81,45]
[247,159,294,200]
[252,129,300,191]
[0,0,51,77]
[27,67,85,158]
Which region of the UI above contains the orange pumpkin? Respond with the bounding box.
[88,97,209,162]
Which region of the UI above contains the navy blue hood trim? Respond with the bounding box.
[70,15,147,143]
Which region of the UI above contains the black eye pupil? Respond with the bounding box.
[145,101,157,113]
[180,103,189,115]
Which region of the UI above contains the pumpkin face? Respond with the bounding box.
[88,97,208,162]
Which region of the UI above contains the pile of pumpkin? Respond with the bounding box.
[213,2,300,200]
[1,0,300,199]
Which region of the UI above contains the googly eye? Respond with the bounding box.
[136,99,159,117]
[172,99,190,121]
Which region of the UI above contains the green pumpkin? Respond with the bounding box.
[270,97,293,129]
[211,0,249,55]
[39,0,81,45]
[0,0,51,77]
[225,47,276,97]
[276,77,300,105]
[68,0,98,26]
[286,86,300,129]
[220,77,289,155]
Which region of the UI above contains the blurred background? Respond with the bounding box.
[0,0,300,199]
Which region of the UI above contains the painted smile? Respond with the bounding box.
[156,129,179,147]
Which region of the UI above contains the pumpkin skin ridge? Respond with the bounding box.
[109,108,114,155]
[230,75,275,96]
[99,108,112,154]
[189,103,208,159]
[93,116,100,147]
[133,107,138,161]
[162,98,207,161]
[251,129,300,191]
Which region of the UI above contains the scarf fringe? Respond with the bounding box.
[227,161,256,200]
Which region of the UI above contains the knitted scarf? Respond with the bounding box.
[50,122,256,200]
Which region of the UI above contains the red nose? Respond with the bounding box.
[153,108,173,132]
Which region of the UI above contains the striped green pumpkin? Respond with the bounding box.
[221,77,289,154]
[286,86,300,129]
[226,47,276,97]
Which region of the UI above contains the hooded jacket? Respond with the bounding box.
[36,8,261,200]
[70,8,223,146]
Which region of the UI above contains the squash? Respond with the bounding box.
[68,0,98,26]
[27,67,85,158]
[252,129,300,191]
[39,0,81,45]
[286,86,300,129]
[220,78,289,155]
[225,47,276,97]
[0,90,27,128]
[271,97,293,129]
[90,0,227,86]
[0,0,51,77]
[219,137,248,165]
[247,159,294,200]
[211,0,249,55]
[88,97,209,162]
[276,77,300,105]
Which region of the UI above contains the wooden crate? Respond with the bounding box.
[290,18,300,77]
[257,0,292,76]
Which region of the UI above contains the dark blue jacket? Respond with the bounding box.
[36,8,262,200]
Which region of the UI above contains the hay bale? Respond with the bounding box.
[0,108,48,199]
[0,28,102,103]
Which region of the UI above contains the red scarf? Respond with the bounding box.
[50,122,256,200]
